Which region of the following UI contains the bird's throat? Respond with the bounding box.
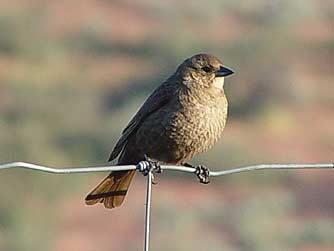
[212,77,225,90]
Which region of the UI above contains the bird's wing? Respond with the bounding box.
[108,79,178,162]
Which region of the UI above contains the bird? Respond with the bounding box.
[85,53,234,209]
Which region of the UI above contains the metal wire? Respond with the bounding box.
[1,161,332,175]
[144,171,152,251]
[0,161,333,251]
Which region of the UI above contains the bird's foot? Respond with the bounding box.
[138,155,163,185]
[185,163,210,184]
[195,165,210,184]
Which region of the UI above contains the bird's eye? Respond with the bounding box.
[202,66,211,73]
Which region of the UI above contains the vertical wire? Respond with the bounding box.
[144,171,152,251]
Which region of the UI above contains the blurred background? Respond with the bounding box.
[0,0,333,250]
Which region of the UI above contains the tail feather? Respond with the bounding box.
[85,170,136,208]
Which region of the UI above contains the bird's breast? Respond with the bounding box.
[136,89,228,164]
[166,90,228,160]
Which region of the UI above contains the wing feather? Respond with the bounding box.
[108,79,179,162]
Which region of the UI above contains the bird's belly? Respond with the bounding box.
[137,98,228,164]
[168,104,227,161]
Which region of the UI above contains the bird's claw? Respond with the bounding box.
[194,165,210,184]
[138,155,162,184]
[152,173,158,185]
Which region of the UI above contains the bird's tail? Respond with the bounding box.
[85,170,136,209]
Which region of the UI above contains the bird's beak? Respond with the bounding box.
[215,65,234,77]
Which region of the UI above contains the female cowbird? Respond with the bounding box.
[85,53,234,208]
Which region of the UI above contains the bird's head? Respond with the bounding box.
[177,53,234,90]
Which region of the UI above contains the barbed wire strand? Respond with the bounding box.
[0,161,333,251]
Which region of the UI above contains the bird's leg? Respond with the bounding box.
[184,163,210,184]
[143,154,162,185]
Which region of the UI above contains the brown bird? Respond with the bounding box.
[85,53,234,209]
